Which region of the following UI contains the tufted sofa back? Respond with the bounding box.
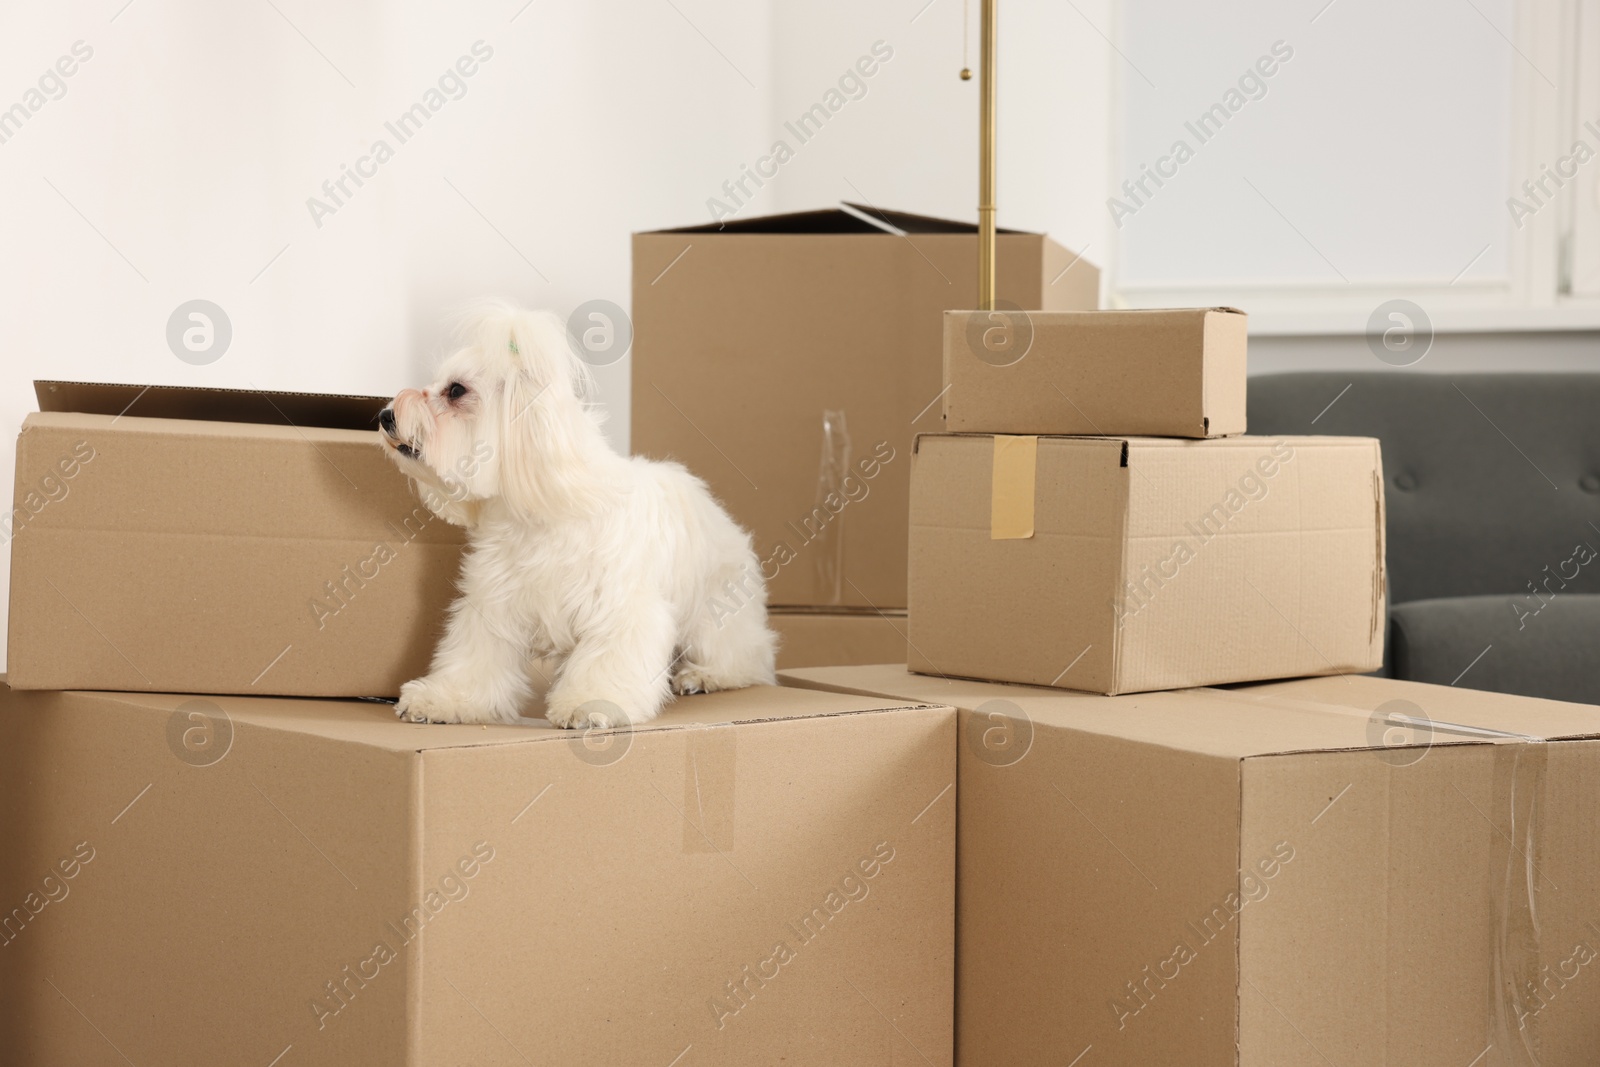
[1247,372,1600,605]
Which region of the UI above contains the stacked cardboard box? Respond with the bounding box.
[772,301,1600,1066]
[914,307,1386,693]
[781,664,1600,1066]
[2,382,960,1065]
[632,206,1099,662]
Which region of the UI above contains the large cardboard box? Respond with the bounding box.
[941,308,1247,437]
[772,608,908,670]
[781,664,1600,1066]
[8,381,463,697]
[908,433,1386,693]
[632,206,1098,610]
[0,680,955,1066]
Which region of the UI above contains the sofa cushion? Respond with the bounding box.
[1388,593,1600,704]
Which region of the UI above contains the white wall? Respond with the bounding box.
[0,0,778,669]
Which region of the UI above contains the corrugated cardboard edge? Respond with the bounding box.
[1200,310,1250,438]
[1371,440,1389,652]
[43,687,956,756]
[407,754,427,1060]
[1110,444,1134,695]
[939,316,955,426]
[769,606,907,618]
[990,436,1037,540]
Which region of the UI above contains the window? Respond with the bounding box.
[1110,0,1597,334]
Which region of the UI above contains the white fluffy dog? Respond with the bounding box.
[378,303,777,728]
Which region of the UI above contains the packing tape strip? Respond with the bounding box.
[811,409,851,603]
[1489,740,1550,1064]
[682,725,737,854]
[990,435,1038,540]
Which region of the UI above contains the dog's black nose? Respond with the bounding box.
[379,408,396,434]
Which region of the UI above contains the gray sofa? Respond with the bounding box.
[1248,372,1600,705]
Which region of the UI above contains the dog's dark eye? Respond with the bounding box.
[445,382,468,401]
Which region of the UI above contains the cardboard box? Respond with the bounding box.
[7,381,464,698]
[908,433,1385,693]
[941,308,1247,437]
[780,664,1600,1066]
[0,680,956,1065]
[632,205,1098,610]
[771,609,908,670]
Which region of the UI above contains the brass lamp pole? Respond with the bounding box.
[977,0,997,310]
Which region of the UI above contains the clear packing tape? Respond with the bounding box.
[812,409,851,605]
[1492,739,1549,1067]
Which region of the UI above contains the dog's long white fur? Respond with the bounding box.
[381,303,777,727]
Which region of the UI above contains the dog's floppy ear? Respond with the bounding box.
[486,308,607,519]
[508,309,595,403]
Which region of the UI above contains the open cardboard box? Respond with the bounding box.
[0,679,956,1066]
[780,664,1600,1066]
[632,205,1099,610]
[8,381,463,698]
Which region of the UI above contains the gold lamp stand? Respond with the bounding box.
[977,0,997,310]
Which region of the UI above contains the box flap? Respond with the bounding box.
[778,665,1600,758]
[35,380,390,431]
[1237,674,1600,743]
[640,203,1032,236]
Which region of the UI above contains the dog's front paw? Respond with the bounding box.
[672,666,712,696]
[545,694,653,730]
[396,676,491,725]
[674,665,749,696]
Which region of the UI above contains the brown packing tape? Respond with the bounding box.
[1489,739,1550,1064]
[682,725,738,854]
[990,435,1037,540]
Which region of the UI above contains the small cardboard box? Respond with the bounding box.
[908,432,1386,694]
[942,308,1247,438]
[771,609,908,670]
[632,206,1098,610]
[0,681,955,1066]
[780,664,1600,1066]
[7,381,463,697]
